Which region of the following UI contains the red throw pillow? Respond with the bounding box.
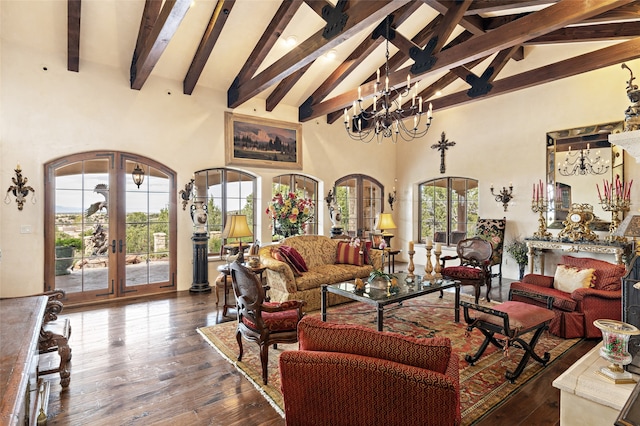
[279,245,309,272]
[335,241,363,266]
[561,255,626,291]
[271,247,301,277]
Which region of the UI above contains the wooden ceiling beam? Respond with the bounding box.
[268,1,420,112]
[301,0,633,121]
[130,0,191,90]
[228,0,410,109]
[131,0,162,78]
[233,0,303,87]
[67,0,81,72]
[526,22,640,44]
[183,0,235,95]
[420,0,484,35]
[432,37,640,111]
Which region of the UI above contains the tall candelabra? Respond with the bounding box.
[531,198,552,239]
[598,176,632,241]
[531,180,551,239]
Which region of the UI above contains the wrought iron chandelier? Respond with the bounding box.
[558,145,609,176]
[343,17,432,144]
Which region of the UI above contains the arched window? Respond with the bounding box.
[418,177,479,246]
[270,174,319,239]
[194,168,257,256]
[334,174,384,238]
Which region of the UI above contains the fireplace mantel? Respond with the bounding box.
[525,239,629,275]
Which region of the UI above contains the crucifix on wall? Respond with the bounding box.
[431,132,456,174]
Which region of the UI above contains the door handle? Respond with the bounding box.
[119,239,124,253]
[111,240,116,253]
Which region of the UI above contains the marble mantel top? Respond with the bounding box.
[525,238,629,255]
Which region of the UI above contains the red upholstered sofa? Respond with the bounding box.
[510,255,625,338]
[279,316,460,426]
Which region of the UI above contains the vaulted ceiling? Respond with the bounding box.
[63,0,640,124]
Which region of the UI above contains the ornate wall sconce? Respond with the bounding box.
[179,178,195,210]
[490,183,514,212]
[388,189,396,211]
[131,163,145,188]
[5,164,35,211]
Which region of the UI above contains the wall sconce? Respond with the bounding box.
[5,164,35,211]
[131,163,145,188]
[490,183,514,212]
[179,178,195,211]
[388,189,397,211]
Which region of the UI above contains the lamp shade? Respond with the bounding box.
[376,213,397,232]
[221,214,253,240]
[614,215,640,237]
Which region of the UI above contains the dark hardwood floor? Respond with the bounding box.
[44,274,598,425]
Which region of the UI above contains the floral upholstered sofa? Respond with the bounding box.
[258,235,383,311]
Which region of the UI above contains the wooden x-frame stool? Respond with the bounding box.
[460,289,555,383]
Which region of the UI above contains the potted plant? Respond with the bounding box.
[55,235,82,276]
[505,238,529,280]
[265,192,314,238]
[368,269,395,290]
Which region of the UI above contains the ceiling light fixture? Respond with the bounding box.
[285,35,298,47]
[558,145,609,176]
[343,16,432,144]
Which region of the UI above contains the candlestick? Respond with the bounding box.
[434,247,442,280]
[407,250,415,280]
[425,245,433,281]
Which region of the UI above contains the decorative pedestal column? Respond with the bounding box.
[190,232,211,293]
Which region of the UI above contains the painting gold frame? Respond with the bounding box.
[225,112,302,170]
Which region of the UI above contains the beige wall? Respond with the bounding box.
[1,9,639,295]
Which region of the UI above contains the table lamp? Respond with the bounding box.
[221,214,253,263]
[614,214,640,255]
[376,213,397,247]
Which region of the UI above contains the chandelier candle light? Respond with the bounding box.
[558,144,609,176]
[531,179,551,239]
[343,16,432,144]
[597,175,632,241]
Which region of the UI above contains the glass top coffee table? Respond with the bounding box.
[321,273,460,332]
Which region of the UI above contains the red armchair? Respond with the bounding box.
[279,316,460,426]
[510,255,624,338]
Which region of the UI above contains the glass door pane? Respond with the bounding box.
[123,161,171,289]
[54,159,111,297]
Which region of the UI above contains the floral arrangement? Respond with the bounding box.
[265,192,314,237]
[505,238,528,267]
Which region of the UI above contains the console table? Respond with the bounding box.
[553,345,635,425]
[0,296,48,425]
[525,239,627,275]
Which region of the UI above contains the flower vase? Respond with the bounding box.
[594,319,640,384]
[518,265,526,280]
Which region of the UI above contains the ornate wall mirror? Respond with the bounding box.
[546,121,624,231]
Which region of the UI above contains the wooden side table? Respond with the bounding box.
[216,263,267,317]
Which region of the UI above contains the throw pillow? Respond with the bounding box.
[335,241,363,266]
[278,245,309,273]
[561,255,626,291]
[271,247,302,277]
[553,265,596,293]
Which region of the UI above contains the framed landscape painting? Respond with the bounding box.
[225,112,302,170]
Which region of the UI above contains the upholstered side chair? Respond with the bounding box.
[475,217,506,282]
[229,260,305,384]
[441,237,493,303]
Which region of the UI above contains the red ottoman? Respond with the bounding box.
[460,289,555,383]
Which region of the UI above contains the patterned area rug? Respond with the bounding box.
[198,293,579,425]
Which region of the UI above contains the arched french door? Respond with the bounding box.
[44,152,177,305]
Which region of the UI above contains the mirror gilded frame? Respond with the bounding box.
[546,121,624,231]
